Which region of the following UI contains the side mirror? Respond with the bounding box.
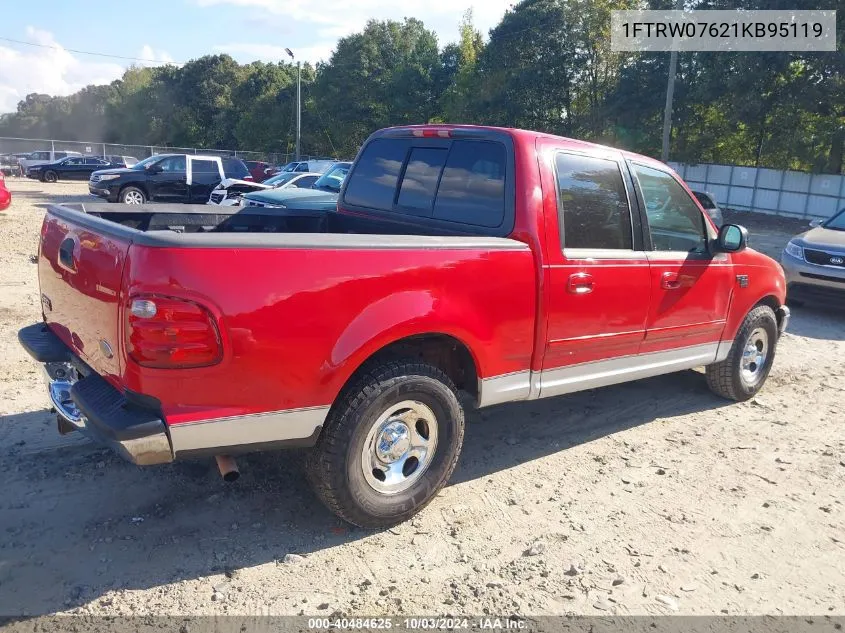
[809,218,823,228]
[146,164,162,174]
[716,224,748,253]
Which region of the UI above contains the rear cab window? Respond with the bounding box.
[342,133,514,235]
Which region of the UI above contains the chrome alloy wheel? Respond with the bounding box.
[740,327,769,385]
[123,190,144,204]
[361,400,438,495]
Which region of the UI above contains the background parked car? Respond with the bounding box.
[18,150,82,173]
[242,161,351,210]
[1,153,27,176]
[278,159,337,174]
[90,154,252,204]
[105,155,139,167]
[208,171,321,206]
[243,160,274,182]
[692,190,724,227]
[27,156,127,182]
[0,172,10,210]
[781,207,845,305]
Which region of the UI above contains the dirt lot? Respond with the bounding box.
[0,179,843,618]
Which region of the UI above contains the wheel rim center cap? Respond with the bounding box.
[376,421,411,463]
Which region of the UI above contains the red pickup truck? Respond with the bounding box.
[19,125,789,527]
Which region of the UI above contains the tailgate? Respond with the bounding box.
[38,210,131,380]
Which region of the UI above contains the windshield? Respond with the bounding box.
[280,162,299,172]
[132,155,162,170]
[824,208,845,231]
[313,163,351,192]
[264,172,299,187]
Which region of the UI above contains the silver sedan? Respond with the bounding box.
[781,207,845,305]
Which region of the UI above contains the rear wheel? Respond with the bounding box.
[706,305,778,401]
[43,170,58,183]
[305,359,465,528]
[120,187,146,204]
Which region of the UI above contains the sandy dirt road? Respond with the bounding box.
[0,179,843,617]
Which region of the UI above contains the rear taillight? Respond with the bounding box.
[125,295,222,369]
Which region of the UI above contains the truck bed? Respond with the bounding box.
[57,203,502,243]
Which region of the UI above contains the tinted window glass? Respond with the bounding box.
[633,164,707,253]
[56,152,68,159]
[295,175,318,188]
[32,152,49,160]
[159,156,186,172]
[555,153,632,250]
[193,159,219,174]
[397,148,447,212]
[434,141,506,227]
[64,158,82,166]
[223,159,249,178]
[345,138,410,211]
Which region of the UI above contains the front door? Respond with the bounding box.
[149,156,189,201]
[628,161,735,356]
[540,144,652,398]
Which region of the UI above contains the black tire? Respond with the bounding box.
[120,186,146,204]
[305,359,465,528]
[706,305,778,402]
[43,170,58,183]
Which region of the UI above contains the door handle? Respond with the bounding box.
[661,272,681,290]
[567,272,594,294]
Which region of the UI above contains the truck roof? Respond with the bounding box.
[378,124,669,171]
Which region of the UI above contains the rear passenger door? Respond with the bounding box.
[539,145,652,396]
[629,162,734,354]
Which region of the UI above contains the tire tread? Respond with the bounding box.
[305,359,464,528]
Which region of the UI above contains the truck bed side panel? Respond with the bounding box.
[121,242,536,425]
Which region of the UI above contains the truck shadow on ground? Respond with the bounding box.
[0,368,731,616]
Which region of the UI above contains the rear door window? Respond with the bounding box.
[554,153,633,251]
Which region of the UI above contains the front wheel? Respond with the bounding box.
[120,187,146,204]
[305,359,465,528]
[706,305,778,401]
[43,170,58,183]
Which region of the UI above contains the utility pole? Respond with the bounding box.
[661,0,684,162]
[285,48,301,161]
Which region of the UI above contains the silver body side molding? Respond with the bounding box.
[479,342,722,407]
[477,371,532,408]
[169,405,329,454]
[537,343,720,399]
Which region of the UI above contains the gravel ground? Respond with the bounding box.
[0,179,843,618]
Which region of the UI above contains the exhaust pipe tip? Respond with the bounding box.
[215,455,240,482]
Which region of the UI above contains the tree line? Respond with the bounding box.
[1,0,842,173]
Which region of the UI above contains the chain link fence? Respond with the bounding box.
[0,136,337,176]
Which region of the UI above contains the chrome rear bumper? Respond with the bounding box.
[20,323,174,466]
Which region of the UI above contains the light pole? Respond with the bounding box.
[661,0,684,162]
[285,48,301,161]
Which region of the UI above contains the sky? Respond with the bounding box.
[0,0,515,115]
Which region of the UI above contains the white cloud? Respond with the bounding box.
[198,0,513,63]
[0,27,173,114]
